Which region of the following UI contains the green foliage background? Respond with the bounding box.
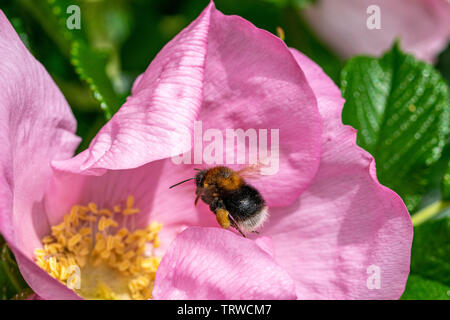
[0,0,449,300]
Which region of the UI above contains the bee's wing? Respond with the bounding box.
[237,163,264,180]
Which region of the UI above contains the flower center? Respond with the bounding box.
[34,195,162,300]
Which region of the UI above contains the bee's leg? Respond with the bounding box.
[215,208,231,229]
[210,199,246,238]
[227,214,246,238]
[194,195,200,206]
[251,231,260,235]
[210,199,230,228]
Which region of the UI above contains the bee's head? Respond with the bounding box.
[195,170,207,188]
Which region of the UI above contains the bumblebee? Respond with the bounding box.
[169,166,268,237]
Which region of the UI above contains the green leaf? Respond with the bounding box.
[436,43,450,87]
[442,158,450,200]
[402,275,449,300]
[71,41,123,119]
[264,0,317,9]
[17,0,122,119]
[341,43,450,211]
[0,237,29,300]
[401,217,450,299]
[17,0,84,57]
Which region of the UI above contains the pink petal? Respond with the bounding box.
[13,246,81,300]
[261,49,413,299]
[303,0,450,62]
[0,10,80,297]
[45,159,219,256]
[153,227,297,300]
[55,3,323,207]
[196,7,322,206]
[53,3,213,175]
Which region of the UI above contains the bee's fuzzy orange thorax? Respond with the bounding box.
[218,174,243,191]
[204,167,244,191]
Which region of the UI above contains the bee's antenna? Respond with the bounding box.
[169,177,195,189]
[193,168,201,171]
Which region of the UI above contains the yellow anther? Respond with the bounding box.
[141,258,159,270]
[64,215,71,228]
[57,235,67,246]
[106,235,114,251]
[88,202,98,213]
[80,215,97,222]
[36,256,48,269]
[76,255,87,268]
[48,257,58,273]
[136,246,146,255]
[79,246,90,256]
[147,222,163,233]
[51,224,64,234]
[68,234,82,247]
[44,243,58,254]
[126,195,134,209]
[125,234,136,244]
[70,206,79,226]
[117,228,128,238]
[108,219,119,228]
[79,227,92,236]
[35,196,163,300]
[98,216,106,232]
[96,233,103,241]
[123,208,140,216]
[99,209,113,217]
[100,250,111,260]
[137,237,147,248]
[99,217,119,232]
[79,206,90,214]
[70,205,79,216]
[42,236,54,244]
[34,249,46,257]
[153,236,161,248]
[94,238,106,252]
[123,251,135,260]
[118,260,130,272]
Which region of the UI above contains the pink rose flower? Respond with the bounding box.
[0,2,412,300]
[303,0,450,62]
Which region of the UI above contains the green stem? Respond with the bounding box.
[17,0,72,57]
[411,200,450,226]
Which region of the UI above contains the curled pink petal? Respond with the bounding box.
[303,0,450,62]
[13,246,81,300]
[53,3,213,175]
[196,7,322,206]
[0,10,80,297]
[153,227,297,300]
[54,2,323,208]
[261,49,413,299]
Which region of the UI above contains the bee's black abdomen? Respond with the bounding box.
[223,184,265,221]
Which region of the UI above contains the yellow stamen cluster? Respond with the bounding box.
[34,196,162,300]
